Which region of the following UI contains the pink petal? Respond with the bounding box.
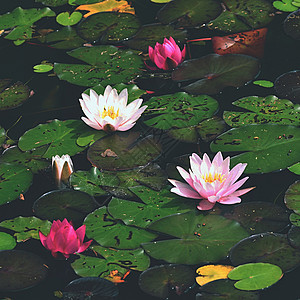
[181,45,186,61]
[149,46,154,61]
[197,200,215,210]
[75,225,86,244]
[218,196,242,205]
[221,177,249,197]
[77,239,93,253]
[176,166,194,187]
[168,179,201,199]
[81,117,102,130]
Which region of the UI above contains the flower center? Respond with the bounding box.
[101,106,119,119]
[203,172,225,183]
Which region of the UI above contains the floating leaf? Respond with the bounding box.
[196,265,234,286]
[284,180,300,214]
[284,9,300,40]
[288,225,300,248]
[144,92,218,130]
[54,45,144,87]
[0,79,30,111]
[0,216,51,242]
[18,119,87,158]
[76,12,140,43]
[33,189,98,224]
[87,131,162,171]
[56,12,82,26]
[228,263,282,291]
[35,0,68,7]
[210,124,300,173]
[253,80,274,88]
[273,0,298,12]
[33,64,54,73]
[142,211,248,265]
[124,23,187,51]
[0,250,48,291]
[76,129,107,147]
[288,162,300,175]
[172,54,260,95]
[290,212,300,226]
[0,233,16,250]
[230,233,300,272]
[207,0,274,33]
[156,0,222,27]
[223,95,300,127]
[139,264,195,299]
[0,162,33,206]
[84,207,157,249]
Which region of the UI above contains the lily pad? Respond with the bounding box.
[142,211,248,265]
[224,202,290,234]
[196,265,234,286]
[172,54,260,95]
[156,0,222,27]
[0,145,49,173]
[124,23,187,51]
[228,263,282,291]
[139,264,195,299]
[210,124,300,173]
[108,186,194,228]
[253,80,274,88]
[87,131,162,171]
[76,12,140,43]
[35,0,68,6]
[0,216,51,242]
[56,12,82,26]
[284,9,300,40]
[144,92,219,130]
[207,0,274,33]
[0,79,31,111]
[0,250,48,291]
[0,232,16,250]
[274,70,300,102]
[290,212,300,226]
[0,162,33,206]
[288,225,300,248]
[288,162,300,175]
[33,64,54,73]
[18,119,87,158]
[54,45,144,87]
[274,0,298,12]
[33,189,98,224]
[229,233,300,272]
[284,180,300,214]
[223,95,300,127]
[84,207,157,249]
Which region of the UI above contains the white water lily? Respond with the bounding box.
[52,154,74,188]
[79,85,147,132]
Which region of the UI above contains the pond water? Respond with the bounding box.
[0,0,300,299]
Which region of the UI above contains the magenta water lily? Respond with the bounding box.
[79,85,147,132]
[168,152,254,210]
[148,36,186,70]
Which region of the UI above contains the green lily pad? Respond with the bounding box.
[0,232,16,250]
[84,207,157,249]
[168,116,226,143]
[207,0,274,33]
[87,131,162,171]
[142,211,248,265]
[54,45,144,87]
[0,250,48,292]
[0,145,49,173]
[157,0,222,27]
[273,0,298,12]
[40,26,87,50]
[76,129,107,147]
[33,189,98,224]
[288,162,300,175]
[35,0,68,6]
[0,7,55,41]
[108,186,194,228]
[229,233,300,272]
[223,95,300,127]
[0,216,51,242]
[210,124,300,174]
[198,279,259,299]
[288,225,300,248]
[144,92,218,130]
[18,119,87,158]
[56,12,82,26]
[76,12,140,43]
[33,64,54,73]
[124,23,187,51]
[284,10,300,40]
[252,80,274,88]
[274,70,300,101]
[0,79,31,111]
[284,180,300,214]
[0,162,33,206]
[139,264,195,299]
[172,54,260,95]
[228,263,282,291]
[290,212,300,226]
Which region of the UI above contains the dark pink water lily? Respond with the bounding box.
[148,37,186,70]
[39,219,92,258]
[168,152,254,210]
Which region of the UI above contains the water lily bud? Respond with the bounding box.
[52,154,74,188]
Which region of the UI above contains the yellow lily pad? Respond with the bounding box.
[196,265,234,286]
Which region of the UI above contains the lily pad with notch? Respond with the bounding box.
[172,54,260,95]
[33,189,98,224]
[56,12,82,26]
[210,124,300,173]
[87,131,162,171]
[284,180,300,214]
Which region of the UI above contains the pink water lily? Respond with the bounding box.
[39,219,92,258]
[148,37,186,70]
[79,85,147,132]
[168,152,254,210]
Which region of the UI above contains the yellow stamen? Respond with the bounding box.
[101,106,119,119]
[203,172,225,183]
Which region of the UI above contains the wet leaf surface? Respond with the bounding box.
[284,180,300,214]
